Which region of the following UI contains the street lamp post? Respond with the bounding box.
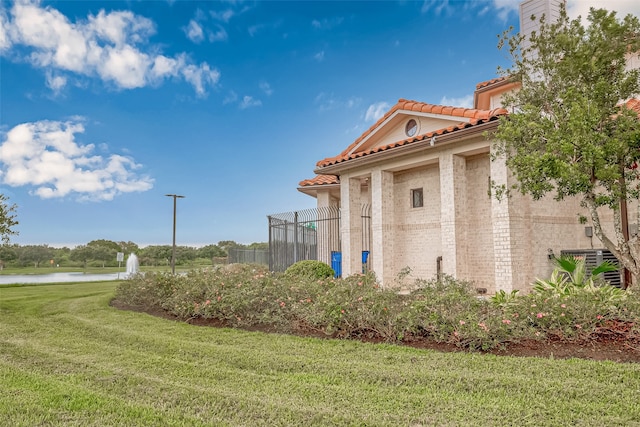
[165,194,184,274]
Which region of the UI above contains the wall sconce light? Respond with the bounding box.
[584,226,593,238]
[547,248,555,260]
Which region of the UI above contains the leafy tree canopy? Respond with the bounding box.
[494,5,640,276]
[0,194,18,244]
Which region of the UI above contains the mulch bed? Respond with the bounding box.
[110,300,640,363]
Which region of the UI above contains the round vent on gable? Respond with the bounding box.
[405,119,418,137]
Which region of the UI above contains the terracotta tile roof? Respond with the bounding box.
[299,174,339,187]
[476,76,509,90]
[626,98,640,116]
[316,99,508,168]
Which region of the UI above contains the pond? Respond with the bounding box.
[0,272,128,285]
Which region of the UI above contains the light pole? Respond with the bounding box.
[165,194,184,274]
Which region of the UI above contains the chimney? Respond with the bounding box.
[519,0,565,57]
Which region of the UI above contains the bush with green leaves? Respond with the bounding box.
[284,260,335,280]
[533,255,621,296]
[113,266,640,351]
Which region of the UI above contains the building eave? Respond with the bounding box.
[314,119,500,176]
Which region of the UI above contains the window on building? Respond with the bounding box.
[411,188,423,208]
[405,119,418,137]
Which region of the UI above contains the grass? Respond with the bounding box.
[1,282,640,426]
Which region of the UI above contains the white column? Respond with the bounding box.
[316,191,335,265]
[371,168,394,286]
[340,176,362,277]
[439,152,466,278]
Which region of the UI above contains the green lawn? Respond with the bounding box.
[1,282,640,426]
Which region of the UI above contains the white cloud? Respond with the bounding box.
[440,94,474,109]
[491,0,519,21]
[0,10,12,51]
[208,25,228,42]
[315,93,361,113]
[97,45,150,89]
[150,55,180,80]
[239,95,262,109]
[314,50,325,62]
[567,0,640,22]
[0,119,154,201]
[365,102,390,122]
[185,19,205,43]
[223,90,238,105]
[45,71,67,94]
[248,24,263,37]
[259,81,273,96]
[311,17,344,30]
[421,0,453,16]
[181,62,221,97]
[210,9,235,23]
[2,2,219,96]
[87,10,154,46]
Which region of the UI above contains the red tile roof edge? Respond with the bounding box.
[316,108,508,168]
[475,76,509,90]
[337,99,509,162]
[299,175,339,187]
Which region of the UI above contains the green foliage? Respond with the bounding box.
[284,260,335,279]
[114,269,640,351]
[0,194,18,244]
[533,255,622,300]
[494,4,640,274]
[490,289,520,308]
[17,244,54,268]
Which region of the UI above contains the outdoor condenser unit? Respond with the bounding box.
[559,249,622,288]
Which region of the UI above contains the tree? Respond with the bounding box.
[85,240,119,267]
[118,241,139,255]
[18,245,53,268]
[0,194,18,244]
[70,245,94,269]
[246,242,268,250]
[198,244,226,259]
[494,5,640,278]
[87,239,120,252]
[139,245,172,266]
[217,240,241,256]
[0,244,17,269]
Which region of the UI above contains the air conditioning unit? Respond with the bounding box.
[559,249,622,288]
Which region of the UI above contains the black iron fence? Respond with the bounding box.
[267,205,371,273]
[228,248,269,265]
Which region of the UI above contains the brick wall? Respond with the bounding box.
[391,165,441,283]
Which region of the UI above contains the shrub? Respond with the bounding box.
[284,260,335,280]
[112,267,640,352]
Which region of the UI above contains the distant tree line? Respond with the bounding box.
[0,240,268,269]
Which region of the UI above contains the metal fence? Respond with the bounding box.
[228,248,269,265]
[267,205,371,273]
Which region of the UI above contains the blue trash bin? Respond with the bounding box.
[361,251,370,273]
[331,251,342,278]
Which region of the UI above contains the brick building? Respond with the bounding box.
[297,0,640,292]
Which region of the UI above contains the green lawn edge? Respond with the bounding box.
[1,282,639,426]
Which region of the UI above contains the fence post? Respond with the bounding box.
[294,211,299,263]
[268,216,272,270]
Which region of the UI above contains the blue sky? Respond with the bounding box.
[1,0,639,248]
